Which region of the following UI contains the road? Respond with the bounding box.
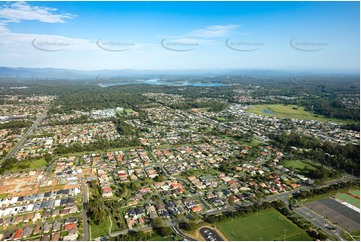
[197,196,211,210]
[264,174,358,204]
[203,175,358,223]
[106,172,356,241]
[110,170,118,188]
[204,205,235,216]
[1,107,49,165]
[82,179,90,241]
[294,206,344,240]
[170,222,197,241]
[261,175,359,241]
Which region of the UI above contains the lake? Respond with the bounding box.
[262,109,273,114]
[97,79,226,87]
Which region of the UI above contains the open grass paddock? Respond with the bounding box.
[215,209,312,241]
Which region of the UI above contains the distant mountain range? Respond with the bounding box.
[0,67,358,80]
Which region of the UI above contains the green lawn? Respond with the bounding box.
[246,104,355,124]
[342,230,360,241]
[149,234,174,241]
[115,108,135,116]
[9,158,47,172]
[282,160,318,172]
[125,108,135,113]
[0,193,8,199]
[216,117,227,122]
[90,219,111,239]
[215,209,312,241]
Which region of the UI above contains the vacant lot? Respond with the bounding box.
[246,104,352,123]
[9,158,47,172]
[282,160,318,172]
[215,209,311,241]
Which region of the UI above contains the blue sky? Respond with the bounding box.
[0,1,359,72]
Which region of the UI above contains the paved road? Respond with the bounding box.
[171,223,197,241]
[110,170,118,188]
[264,174,358,204]
[294,206,344,240]
[197,196,211,210]
[82,179,90,241]
[159,164,171,179]
[204,205,235,216]
[202,175,358,217]
[1,107,49,165]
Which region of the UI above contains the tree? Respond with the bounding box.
[44,153,53,163]
[159,226,173,236]
[179,222,191,231]
[155,175,167,182]
[152,217,165,228]
[87,198,107,225]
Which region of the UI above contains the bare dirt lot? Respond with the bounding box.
[0,175,40,197]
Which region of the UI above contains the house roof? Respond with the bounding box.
[64,223,77,230]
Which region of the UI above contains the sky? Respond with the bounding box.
[0,1,359,72]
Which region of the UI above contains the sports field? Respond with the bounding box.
[215,209,311,241]
[336,190,360,208]
[246,104,353,124]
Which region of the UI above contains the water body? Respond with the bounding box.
[98,79,226,87]
[262,109,273,114]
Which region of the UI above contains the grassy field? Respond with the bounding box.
[246,104,355,124]
[115,108,135,116]
[90,219,111,239]
[282,160,318,172]
[9,158,47,172]
[38,184,65,193]
[224,136,262,148]
[0,193,8,199]
[215,209,312,241]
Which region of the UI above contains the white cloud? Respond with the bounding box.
[0,22,8,34]
[188,25,239,38]
[0,2,89,53]
[0,32,92,51]
[0,1,75,23]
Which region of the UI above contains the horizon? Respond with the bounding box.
[0,1,359,72]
